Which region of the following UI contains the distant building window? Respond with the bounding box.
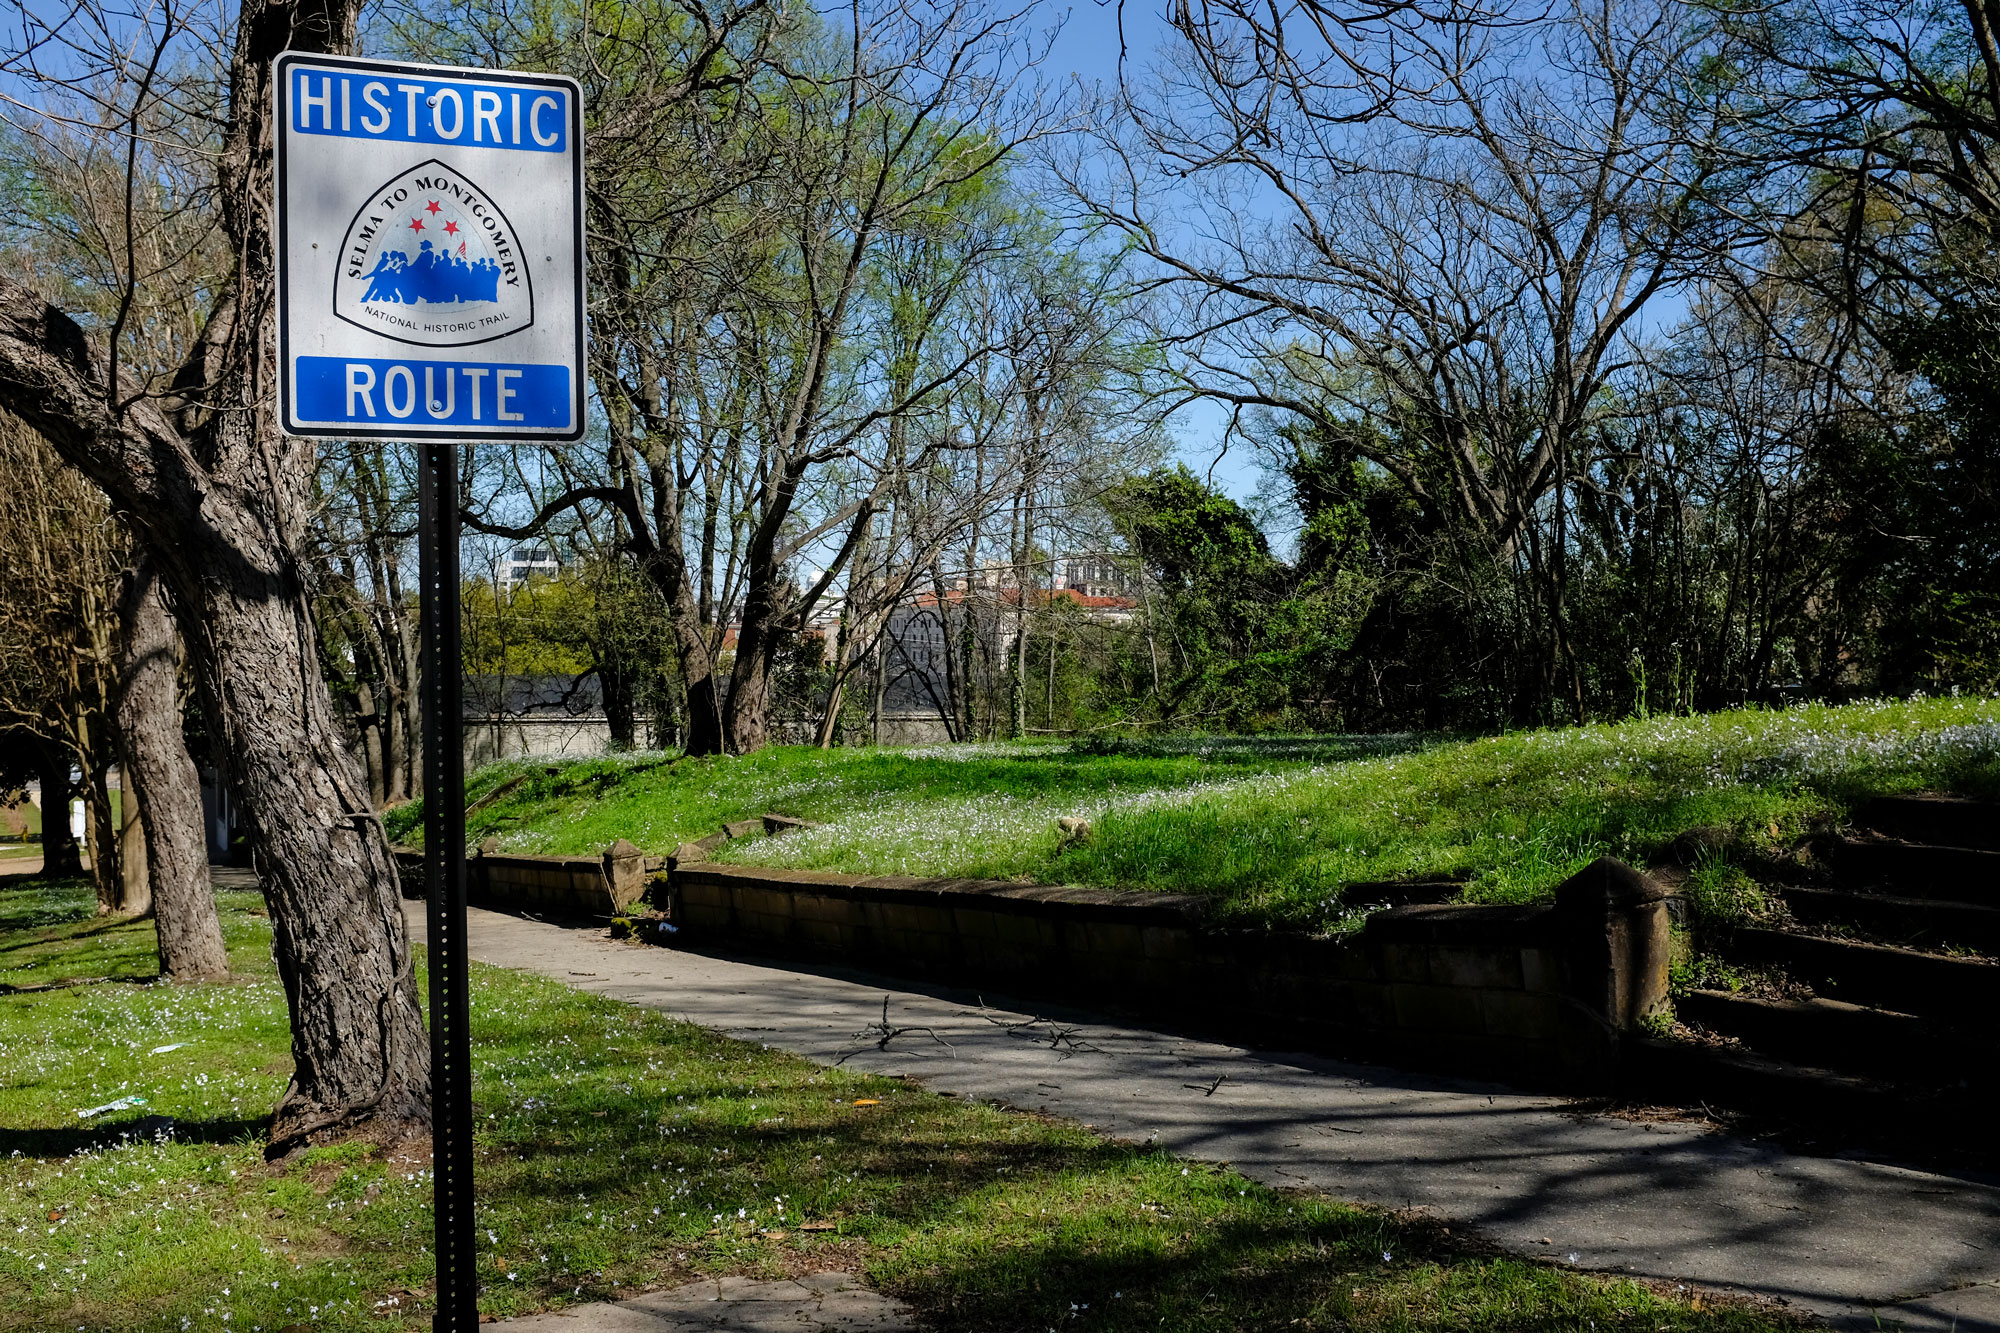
[503,545,561,590]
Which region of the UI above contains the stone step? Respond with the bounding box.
[1855,794,2000,850]
[1721,927,2000,1016]
[1827,837,2000,904]
[1621,1036,1987,1157]
[1674,988,1990,1083]
[1623,1034,1900,1124]
[1782,884,2000,954]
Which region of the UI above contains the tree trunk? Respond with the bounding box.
[681,666,726,756]
[1046,627,1057,729]
[0,0,429,1151]
[602,657,636,750]
[118,762,150,915]
[34,739,82,878]
[870,636,888,745]
[354,680,387,806]
[389,625,418,802]
[199,527,430,1147]
[816,606,852,748]
[723,624,775,753]
[117,561,229,981]
[959,592,978,739]
[82,741,126,912]
[815,672,846,748]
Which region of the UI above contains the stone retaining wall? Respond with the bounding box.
[665,856,1673,1088]
[395,840,647,917]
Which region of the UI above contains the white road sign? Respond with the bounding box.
[275,53,585,441]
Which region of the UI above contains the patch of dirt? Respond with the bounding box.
[304,1158,352,1193]
[1577,1098,1731,1130]
[1626,1275,1816,1326]
[1665,1018,1750,1050]
[1677,963,1815,1003]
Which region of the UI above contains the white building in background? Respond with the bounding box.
[949,552,1136,600]
[502,544,561,591]
[1053,554,1133,599]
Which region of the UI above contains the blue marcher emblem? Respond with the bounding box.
[359,243,504,306]
[332,159,535,348]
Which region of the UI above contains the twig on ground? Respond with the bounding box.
[1182,1074,1228,1096]
[973,997,1104,1059]
[835,995,954,1065]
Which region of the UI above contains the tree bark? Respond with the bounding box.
[81,741,125,912]
[723,625,775,753]
[118,762,150,916]
[116,561,229,981]
[33,738,82,877]
[0,0,428,1150]
[602,657,636,750]
[354,680,387,807]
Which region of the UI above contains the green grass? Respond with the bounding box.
[400,698,2000,930]
[0,880,1805,1332]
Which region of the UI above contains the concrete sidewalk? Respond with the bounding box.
[441,903,2000,1332]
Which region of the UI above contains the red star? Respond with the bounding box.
[443,220,459,236]
[424,200,442,215]
[408,217,425,232]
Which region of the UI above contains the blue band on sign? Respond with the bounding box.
[289,70,568,153]
[296,356,570,429]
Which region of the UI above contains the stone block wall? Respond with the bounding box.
[666,856,1673,1089]
[394,840,646,917]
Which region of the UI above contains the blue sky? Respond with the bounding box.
[1037,0,1274,514]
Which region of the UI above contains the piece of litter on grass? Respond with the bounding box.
[852,1099,879,1106]
[76,1096,147,1119]
[148,1044,185,1055]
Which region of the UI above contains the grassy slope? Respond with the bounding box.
[0,879,1801,1332]
[404,698,2000,930]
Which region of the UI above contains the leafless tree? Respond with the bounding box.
[1065,0,1737,718]
[312,444,422,807]
[0,413,126,906]
[1702,0,2000,325]
[0,0,430,1149]
[471,0,1069,753]
[0,410,226,970]
[115,558,230,979]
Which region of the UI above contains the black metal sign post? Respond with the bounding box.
[419,440,477,1332]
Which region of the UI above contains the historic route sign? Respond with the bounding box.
[275,53,585,441]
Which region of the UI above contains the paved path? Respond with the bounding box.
[0,852,47,877]
[443,904,2000,1332]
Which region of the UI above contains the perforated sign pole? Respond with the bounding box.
[274,51,584,1333]
[417,438,475,1331]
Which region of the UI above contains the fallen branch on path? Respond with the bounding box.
[973,998,1104,1059]
[835,995,955,1064]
